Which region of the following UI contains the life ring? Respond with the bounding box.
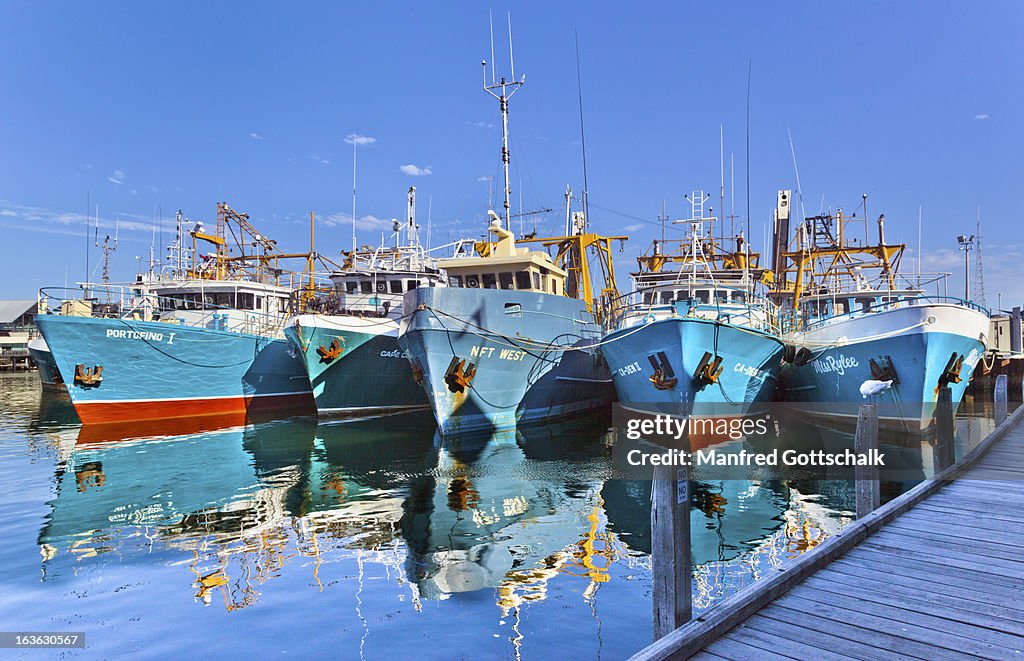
[377,283,386,293]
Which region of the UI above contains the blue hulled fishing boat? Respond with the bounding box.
[284,187,442,418]
[601,190,786,424]
[397,60,624,435]
[36,204,314,425]
[772,195,989,432]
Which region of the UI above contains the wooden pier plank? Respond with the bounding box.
[629,404,1024,661]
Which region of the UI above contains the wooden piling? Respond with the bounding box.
[934,387,955,472]
[994,373,1008,426]
[854,403,880,518]
[651,463,691,641]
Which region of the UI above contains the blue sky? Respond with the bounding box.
[1,2,1021,309]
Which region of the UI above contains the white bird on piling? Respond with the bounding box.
[860,379,893,399]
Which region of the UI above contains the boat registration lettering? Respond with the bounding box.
[105,328,167,343]
[734,363,764,380]
[617,361,643,377]
[812,353,859,376]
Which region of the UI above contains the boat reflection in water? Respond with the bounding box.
[401,412,624,609]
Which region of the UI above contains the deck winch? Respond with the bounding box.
[316,338,343,363]
[694,351,724,389]
[444,356,477,393]
[647,352,677,390]
[74,364,103,387]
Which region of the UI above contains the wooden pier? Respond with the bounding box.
[635,392,1024,661]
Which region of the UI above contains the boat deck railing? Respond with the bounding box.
[38,285,290,338]
[784,294,990,333]
[605,286,782,336]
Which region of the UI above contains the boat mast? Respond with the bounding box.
[482,13,524,232]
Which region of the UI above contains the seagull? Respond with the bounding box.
[860,379,893,398]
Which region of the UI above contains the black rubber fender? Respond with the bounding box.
[782,345,797,364]
[793,347,813,367]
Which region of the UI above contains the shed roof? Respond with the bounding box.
[0,300,36,324]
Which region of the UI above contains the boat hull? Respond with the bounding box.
[778,303,988,433]
[601,317,786,442]
[28,337,64,391]
[398,288,614,435]
[36,314,313,424]
[283,314,429,417]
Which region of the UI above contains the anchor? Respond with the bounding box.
[410,358,425,386]
[869,355,900,385]
[443,356,477,393]
[647,352,678,390]
[74,363,103,386]
[694,351,724,389]
[316,338,343,364]
[936,352,964,392]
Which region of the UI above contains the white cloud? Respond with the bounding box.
[477,176,492,182]
[321,211,392,232]
[624,224,644,232]
[467,120,494,129]
[973,114,989,120]
[345,134,377,146]
[248,132,265,140]
[108,169,125,185]
[310,154,331,165]
[399,164,432,176]
[0,199,160,239]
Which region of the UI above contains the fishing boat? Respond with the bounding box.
[771,191,989,432]
[600,190,786,431]
[397,58,623,435]
[27,336,63,391]
[284,187,442,418]
[35,203,316,424]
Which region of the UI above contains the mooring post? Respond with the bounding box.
[855,403,880,518]
[995,373,1008,426]
[934,387,956,472]
[651,463,691,641]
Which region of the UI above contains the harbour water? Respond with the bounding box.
[0,373,1004,658]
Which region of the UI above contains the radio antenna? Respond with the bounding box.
[575,30,590,227]
[481,13,524,232]
[744,60,752,280]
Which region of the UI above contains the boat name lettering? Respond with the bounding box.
[617,361,643,377]
[105,328,166,343]
[468,345,525,361]
[812,353,859,375]
[379,349,409,359]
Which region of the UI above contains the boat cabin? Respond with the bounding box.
[326,268,443,317]
[799,289,926,320]
[144,279,293,333]
[441,225,567,296]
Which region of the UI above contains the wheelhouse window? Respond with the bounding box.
[360,281,373,294]
[660,291,674,304]
[256,296,263,310]
[856,297,874,312]
[642,292,653,305]
[499,272,514,290]
[389,280,403,294]
[406,280,419,291]
[483,273,497,289]
[515,271,532,290]
[694,290,710,304]
[450,275,462,287]
[532,272,540,290]
[346,282,358,294]
[715,290,729,303]
[237,292,255,309]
